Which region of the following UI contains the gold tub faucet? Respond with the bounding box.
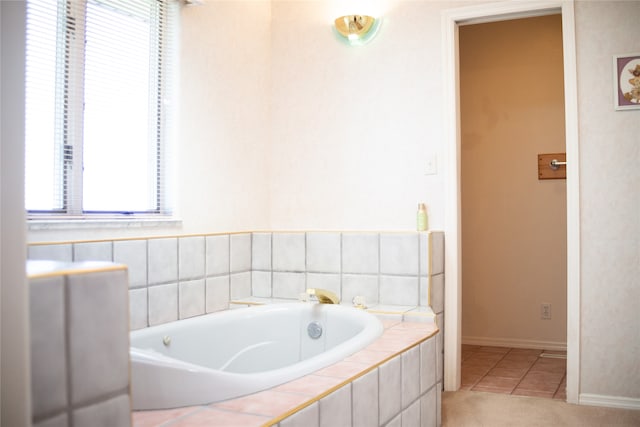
[307,288,340,304]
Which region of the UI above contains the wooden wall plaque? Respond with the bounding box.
[538,153,566,180]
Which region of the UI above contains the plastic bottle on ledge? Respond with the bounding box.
[417,203,428,231]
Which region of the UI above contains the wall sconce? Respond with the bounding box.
[334,15,380,46]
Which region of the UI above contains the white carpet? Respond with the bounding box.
[442,390,640,426]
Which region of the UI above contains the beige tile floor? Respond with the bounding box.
[461,344,566,400]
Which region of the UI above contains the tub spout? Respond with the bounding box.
[307,288,340,304]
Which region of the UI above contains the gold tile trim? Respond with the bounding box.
[27,261,127,279]
[428,231,433,307]
[27,230,255,246]
[261,325,439,427]
[28,230,432,246]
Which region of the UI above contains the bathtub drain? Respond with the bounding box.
[307,321,323,339]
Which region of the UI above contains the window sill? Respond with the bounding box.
[28,216,182,231]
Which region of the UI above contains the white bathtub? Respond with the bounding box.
[130,303,383,410]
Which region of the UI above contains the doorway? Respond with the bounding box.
[441,1,581,404]
[458,15,567,397]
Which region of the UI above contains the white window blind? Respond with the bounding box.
[25,0,175,217]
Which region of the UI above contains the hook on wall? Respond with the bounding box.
[538,153,566,180]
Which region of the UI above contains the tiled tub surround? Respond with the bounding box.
[28,260,132,427]
[27,231,445,332]
[132,319,442,427]
[27,231,444,427]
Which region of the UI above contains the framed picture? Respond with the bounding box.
[614,53,640,110]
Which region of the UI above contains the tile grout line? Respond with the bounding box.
[509,349,539,395]
[551,372,568,399]
[469,347,510,391]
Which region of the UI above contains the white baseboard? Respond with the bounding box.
[579,393,640,410]
[462,335,567,351]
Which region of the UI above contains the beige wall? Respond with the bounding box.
[460,15,567,348]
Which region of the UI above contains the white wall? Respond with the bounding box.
[177,0,272,234]
[1,2,30,426]
[574,0,640,402]
[269,0,453,231]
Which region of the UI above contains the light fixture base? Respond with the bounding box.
[334,15,380,46]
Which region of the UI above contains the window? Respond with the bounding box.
[25,0,175,217]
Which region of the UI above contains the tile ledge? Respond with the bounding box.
[229,299,436,322]
[27,259,127,279]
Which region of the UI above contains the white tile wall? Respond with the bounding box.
[279,401,319,427]
[431,232,444,275]
[342,233,379,274]
[420,336,437,393]
[272,271,305,299]
[402,346,421,408]
[402,399,421,427]
[319,384,351,427]
[380,233,419,275]
[273,232,305,272]
[28,231,445,332]
[148,238,178,285]
[33,413,68,427]
[419,233,431,276]
[421,386,438,427]
[436,382,442,427]
[306,232,341,273]
[114,239,147,288]
[230,272,252,299]
[179,279,205,319]
[252,233,272,270]
[352,368,379,427]
[148,283,178,326]
[380,276,419,306]
[379,356,402,425]
[72,393,131,427]
[251,270,272,297]
[29,244,73,262]
[29,264,131,427]
[230,233,251,272]
[431,273,444,315]
[206,275,230,313]
[30,276,67,418]
[67,270,129,405]
[387,413,402,427]
[178,236,205,280]
[73,241,113,262]
[129,288,148,330]
[420,276,430,307]
[274,333,441,427]
[436,330,444,384]
[206,234,230,276]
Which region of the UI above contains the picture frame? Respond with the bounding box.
[613,53,640,110]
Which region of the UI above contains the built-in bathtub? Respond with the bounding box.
[130,302,383,410]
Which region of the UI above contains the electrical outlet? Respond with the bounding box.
[541,303,551,320]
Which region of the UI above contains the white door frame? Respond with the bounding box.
[441,0,581,404]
